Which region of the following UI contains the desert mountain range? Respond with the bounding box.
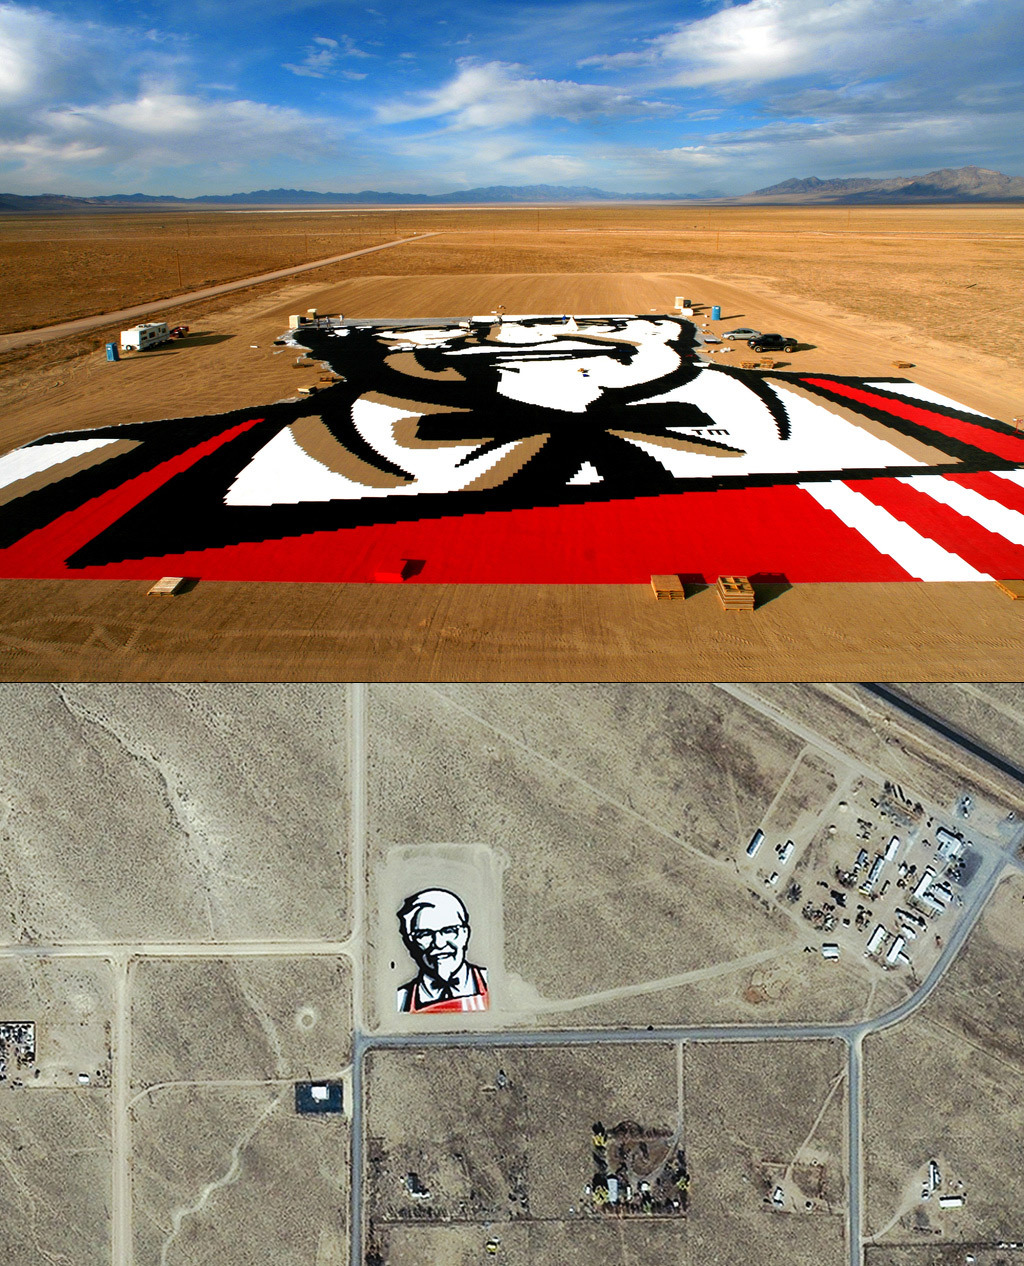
[2,166,1022,211]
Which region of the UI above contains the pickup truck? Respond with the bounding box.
[748,333,798,353]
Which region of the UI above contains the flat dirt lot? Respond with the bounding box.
[131,956,352,1085]
[1,205,1023,680]
[132,1084,348,1266]
[868,1252,1024,1266]
[366,1038,847,1266]
[864,879,1024,1247]
[863,1014,1024,1246]
[685,1039,847,1266]
[0,957,112,1086]
[0,1086,111,1265]
[366,684,899,1028]
[0,685,349,942]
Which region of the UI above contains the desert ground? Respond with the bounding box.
[863,875,1024,1248]
[0,204,1023,680]
[365,1038,847,1266]
[2,684,1024,1264]
[366,683,1024,1031]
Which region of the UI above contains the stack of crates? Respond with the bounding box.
[716,575,755,611]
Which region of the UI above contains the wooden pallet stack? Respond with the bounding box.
[650,574,685,600]
[715,575,755,611]
[147,576,185,596]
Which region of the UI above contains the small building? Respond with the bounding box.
[866,925,889,956]
[821,944,840,961]
[746,829,765,857]
[405,1172,431,1199]
[778,841,795,865]
[885,835,901,862]
[936,828,965,862]
[885,935,907,966]
[868,855,886,886]
[913,868,937,899]
[928,1160,940,1191]
[294,1081,344,1115]
[767,871,779,886]
[939,1195,965,1209]
[607,1177,620,1204]
[856,849,869,869]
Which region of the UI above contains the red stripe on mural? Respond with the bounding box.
[0,419,264,577]
[802,379,1024,463]
[0,482,912,583]
[944,470,1024,517]
[846,476,1024,577]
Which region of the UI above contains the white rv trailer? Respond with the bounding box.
[120,322,170,352]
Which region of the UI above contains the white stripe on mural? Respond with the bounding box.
[864,381,989,416]
[0,438,119,493]
[899,475,1024,547]
[800,479,991,581]
[996,470,1024,491]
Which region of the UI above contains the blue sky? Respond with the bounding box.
[0,0,1020,195]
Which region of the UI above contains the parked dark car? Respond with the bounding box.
[748,333,798,353]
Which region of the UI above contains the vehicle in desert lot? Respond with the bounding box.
[169,325,189,339]
[748,333,799,353]
[722,327,762,340]
[120,322,170,352]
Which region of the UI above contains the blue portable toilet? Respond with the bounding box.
[711,305,721,321]
[106,343,119,362]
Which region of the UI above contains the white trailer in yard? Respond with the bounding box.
[120,322,169,352]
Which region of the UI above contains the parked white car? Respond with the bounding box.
[722,327,762,340]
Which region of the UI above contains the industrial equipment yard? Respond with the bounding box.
[1,205,1023,680]
[2,682,1024,1266]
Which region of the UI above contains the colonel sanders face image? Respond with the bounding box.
[396,888,489,1014]
[219,313,934,515]
[224,315,798,508]
[0,312,974,581]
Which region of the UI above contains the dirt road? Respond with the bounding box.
[0,233,438,352]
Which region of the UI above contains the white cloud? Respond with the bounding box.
[584,0,991,88]
[0,2,129,105]
[284,31,371,78]
[377,59,675,130]
[32,90,338,164]
[0,5,349,188]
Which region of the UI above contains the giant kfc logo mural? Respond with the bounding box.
[1,315,1023,583]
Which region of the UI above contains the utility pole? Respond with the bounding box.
[175,251,182,289]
